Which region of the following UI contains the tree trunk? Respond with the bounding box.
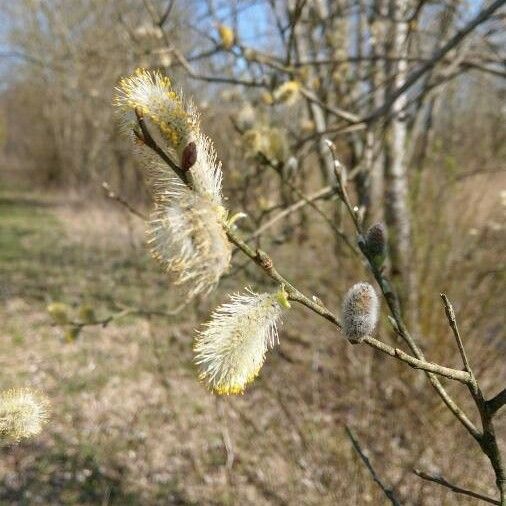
[385,0,418,325]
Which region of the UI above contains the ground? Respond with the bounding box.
[0,188,503,505]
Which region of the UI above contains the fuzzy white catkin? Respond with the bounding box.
[342,283,379,343]
[194,289,289,395]
[114,69,231,297]
[148,185,232,298]
[114,69,224,205]
[0,388,49,443]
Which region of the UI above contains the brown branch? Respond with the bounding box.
[487,389,506,417]
[226,226,473,384]
[440,293,472,373]
[126,118,477,388]
[365,0,506,124]
[102,182,147,220]
[323,140,482,442]
[134,108,190,186]
[414,469,500,505]
[245,185,338,242]
[346,426,402,506]
[362,336,472,384]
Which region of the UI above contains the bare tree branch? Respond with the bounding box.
[414,469,500,505]
[346,426,402,506]
[366,0,506,124]
[487,389,506,417]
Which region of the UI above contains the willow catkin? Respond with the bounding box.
[148,186,232,298]
[114,69,231,297]
[0,388,49,443]
[342,283,379,343]
[194,288,291,394]
[365,223,387,266]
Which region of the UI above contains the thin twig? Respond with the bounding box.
[134,108,190,186]
[440,293,472,373]
[487,389,506,417]
[102,182,147,220]
[414,469,500,505]
[345,426,402,506]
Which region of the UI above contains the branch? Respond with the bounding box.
[487,389,506,417]
[134,108,190,186]
[346,426,402,506]
[365,0,506,124]
[227,226,473,384]
[323,140,482,442]
[414,469,500,505]
[362,336,472,384]
[102,182,147,220]
[440,293,473,373]
[245,185,337,242]
[127,119,476,386]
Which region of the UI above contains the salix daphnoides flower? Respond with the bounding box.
[148,185,232,298]
[114,69,232,297]
[0,388,49,443]
[114,68,223,201]
[194,287,291,395]
[342,283,379,344]
[272,80,302,105]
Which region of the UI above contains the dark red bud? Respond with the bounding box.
[181,141,197,171]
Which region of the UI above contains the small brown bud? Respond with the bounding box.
[256,249,273,271]
[181,141,197,171]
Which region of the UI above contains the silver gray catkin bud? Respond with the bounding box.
[342,283,379,343]
[365,223,387,266]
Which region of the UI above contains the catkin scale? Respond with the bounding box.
[342,283,379,343]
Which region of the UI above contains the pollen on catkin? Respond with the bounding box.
[194,288,291,395]
[114,69,231,297]
[148,185,232,298]
[272,80,301,105]
[342,283,379,343]
[114,68,224,204]
[218,24,235,49]
[0,388,49,443]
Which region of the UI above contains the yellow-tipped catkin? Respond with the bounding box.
[114,69,196,159]
[194,288,290,395]
[272,80,301,105]
[243,126,289,163]
[0,388,49,443]
[114,69,230,298]
[148,186,232,298]
[342,283,379,344]
[47,302,70,325]
[114,69,225,205]
[218,25,235,49]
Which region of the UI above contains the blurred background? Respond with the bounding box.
[0,0,504,504]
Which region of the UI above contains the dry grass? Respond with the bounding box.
[0,175,504,504]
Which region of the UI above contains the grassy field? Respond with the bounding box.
[0,190,214,504]
[0,187,503,505]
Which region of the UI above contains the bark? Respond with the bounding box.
[384,0,418,323]
[363,0,388,223]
